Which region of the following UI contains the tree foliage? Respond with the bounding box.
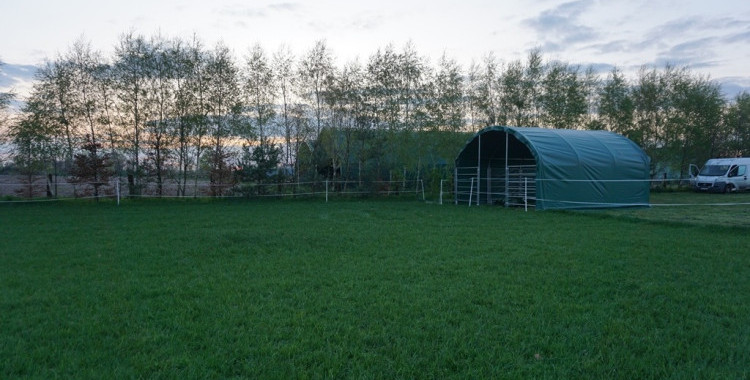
[4,33,745,196]
[69,137,112,199]
[725,92,750,157]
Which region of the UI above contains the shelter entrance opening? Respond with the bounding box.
[455,129,537,207]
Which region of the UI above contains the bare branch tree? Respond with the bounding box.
[114,32,152,194]
[204,43,242,196]
[272,45,295,168]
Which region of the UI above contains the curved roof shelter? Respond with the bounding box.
[454,126,650,210]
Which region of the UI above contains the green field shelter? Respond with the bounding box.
[454,126,651,210]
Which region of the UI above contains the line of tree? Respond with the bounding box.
[2,33,750,197]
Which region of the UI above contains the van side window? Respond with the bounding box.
[739,165,747,176]
[729,165,738,177]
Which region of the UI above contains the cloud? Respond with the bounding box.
[662,37,718,58]
[643,14,750,44]
[585,18,708,56]
[585,39,629,54]
[645,34,745,72]
[539,41,562,53]
[723,30,750,44]
[0,63,37,109]
[584,11,750,71]
[639,37,722,70]
[582,62,616,74]
[647,57,720,70]
[717,77,750,100]
[0,63,38,88]
[712,16,749,29]
[307,10,387,34]
[523,0,598,47]
[269,3,299,12]
[347,12,386,31]
[219,2,301,19]
[647,17,702,38]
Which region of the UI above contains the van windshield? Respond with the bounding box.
[699,165,730,176]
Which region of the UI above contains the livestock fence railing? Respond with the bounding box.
[0,175,427,203]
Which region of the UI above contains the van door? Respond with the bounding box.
[737,165,748,190]
[727,165,748,191]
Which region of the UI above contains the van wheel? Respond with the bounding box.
[725,184,734,193]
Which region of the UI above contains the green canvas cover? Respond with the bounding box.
[455,126,650,210]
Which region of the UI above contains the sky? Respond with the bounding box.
[1,0,750,101]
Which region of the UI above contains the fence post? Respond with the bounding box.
[524,177,527,212]
[454,167,458,205]
[469,177,475,207]
[325,180,329,203]
[116,177,120,206]
[440,179,444,205]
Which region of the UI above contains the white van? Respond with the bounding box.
[691,158,750,193]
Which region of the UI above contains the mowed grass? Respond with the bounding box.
[603,191,750,228]
[1,197,749,379]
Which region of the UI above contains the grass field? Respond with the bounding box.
[2,194,749,378]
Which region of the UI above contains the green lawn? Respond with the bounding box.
[601,191,750,228]
[1,197,749,379]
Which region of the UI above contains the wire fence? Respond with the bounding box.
[450,176,750,210]
[3,174,750,209]
[0,175,428,204]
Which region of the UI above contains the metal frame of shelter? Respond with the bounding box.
[454,126,651,210]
